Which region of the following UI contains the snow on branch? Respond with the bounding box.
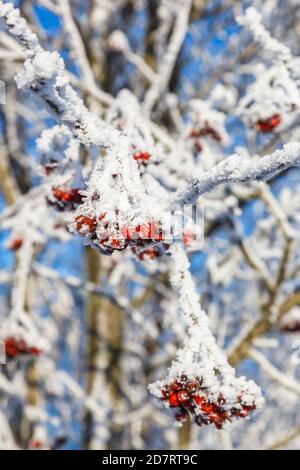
[172,143,300,205]
[0,2,119,148]
[237,7,300,127]
[249,348,300,397]
[149,245,264,428]
[237,7,291,62]
[143,0,192,115]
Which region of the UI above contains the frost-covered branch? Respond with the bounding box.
[237,7,291,62]
[249,347,300,396]
[0,2,120,147]
[143,0,192,115]
[173,143,300,205]
[149,245,264,428]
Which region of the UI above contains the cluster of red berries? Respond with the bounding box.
[189,122,222,152]
[256,114,281,133]
[160,376,256,429]
[47,187,83,211]
[4,336,42,359]
[74,212,169,258]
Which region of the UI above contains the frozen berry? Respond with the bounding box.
[48,187,83,211]
[31,440,42,449]
[169,393,180,407]
[201,402,214,414]
[133,151,151,163]
[8,239,23,251]
[75,215,97,233]
[4,337,42,359]
[256,114,281,133]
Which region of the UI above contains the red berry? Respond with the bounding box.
[201,402,214,414]
[256,114,281,133]
[169,393,180,407]
[5,337,19,358]
[111,239,121,249]
[8,239,23,251]
[75,215,97,233]
[171,381,182,392]
[31,440,42,449]
[49,187,83,211]
[52,188,69,202]
[133,151,151,162]
[189,129,201,139]
[28,346,42,356]
[193,395,205,406]
[210,411,228,429]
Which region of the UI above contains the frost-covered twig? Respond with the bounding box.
[32,262,129,311]
[108,30,157,83]
[237,7,300,126]
[254,182,295,240]
[0,412,19,450]
[249,347,300,396]
[10,239,34,316]
[173,143,300,205]
[59,0,111,107]
[0,2,121,147]
[264,426,300,450]
[55,370,111,422]
[143,0,192,115]
[0,145,20,205]
[237,7,291,62]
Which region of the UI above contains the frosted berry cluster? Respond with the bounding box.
[149,321,264,429]
[189,122,222,152]
[47,187,83,211]
[158,375,257,429]
[149,246,264,429]
[73,210,169,258]
[186,99,228,154]
[4,336,42,359]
